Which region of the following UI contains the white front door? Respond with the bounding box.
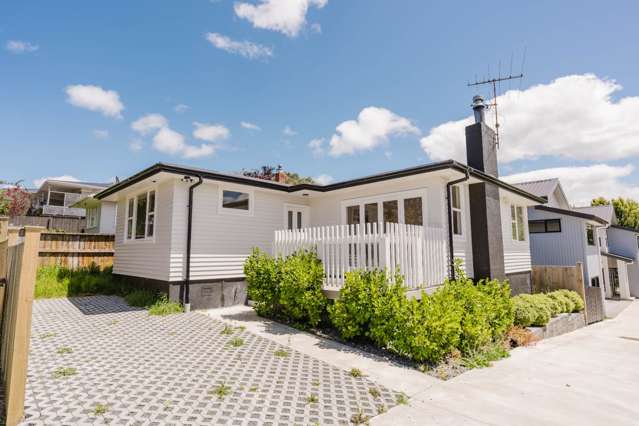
[284,205,309,230]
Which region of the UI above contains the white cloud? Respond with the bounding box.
[329,107,419,156]
[183,144,216,159]
[174,104,190,114]
[33,175,79,188]
[205,32,273,59]
[131,114,168,135]
[234,0,327,37]
[193,122,230,142]
[153,127,186,155]
[283,125,298,136]
[65,84,124,118]
[241,121,261,131]
[93,129,109,140]
[129,139,143,152]
[314,174,333,185]
[308,138,324,157]
[420,74,639,163]
[6,40,39,54]
[503,164,639,206]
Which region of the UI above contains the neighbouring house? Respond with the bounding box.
[70,195,117,234]
[95,96,544,309]
[32,179,110,218]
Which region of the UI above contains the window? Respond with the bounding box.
[346,205,360,225]
[342,190,425,230]
[383,200,399,225]
[48,191,66,207]
[222,190,250,211]
[404,197,423,226]
[125,189,156,241]
[511,205,526,241]
[529,219,561,234]
[591,276,600,288]
[586,224,595,246]
[451,186,462,236]
[87,207,98,228]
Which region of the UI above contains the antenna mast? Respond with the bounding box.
[467,73,523,147]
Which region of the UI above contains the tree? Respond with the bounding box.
[591,196,639,229]
[0,182,31,216]
[241,165,314,185]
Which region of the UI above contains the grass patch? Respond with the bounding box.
[368,387,381,399]
[396,392,409,405]
[461,342,510,369]
[221,325,234,335]
[210,383,232,400]
[56,346,73,354]
[40,332,56,340]
[349,368,364,378]
[148,295,184,316]
[274,349,290,358]
[52,367,77,379]
[35,265,123,299]
[124,289,157,307]
[306,394,319,404]
[227,337,244,348]
[350,409,369,425]
[92,403,108,416]
[377,404,387,414]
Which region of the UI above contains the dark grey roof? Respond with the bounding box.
[573,205,615,223]
[534,205,608,225]
[610,224,639,233]
[601,251,635,263]
[510,178,559,198]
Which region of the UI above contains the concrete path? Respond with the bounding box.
[373,300,639,426]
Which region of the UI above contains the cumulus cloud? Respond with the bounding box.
[503,164,639,207]
[241,121,261,131]
[183,144,216,159]
[308,138,324,157]
[205,32,273,59]
[234,0,327,37]
[193,122,230,142]
[65,84,124,118]
[129,139,143,152]
[329,107,419,156]
[6,40,39,53]
[314,174,333,185]
[174,104,190,114]
[420,74,639,163]
[153,127,186,155]
[33,175,79,188]
[282,125,297,136]
[93,129,109,140]
[131,113,168,135]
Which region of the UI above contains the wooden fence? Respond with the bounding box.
[10,216,86,233]
[38,232,114,269]
[532,263,604,324]
[0,218,43,426]
[273,222,448,295]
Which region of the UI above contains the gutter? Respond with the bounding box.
[181,174,203,309]
[446,167,470,280]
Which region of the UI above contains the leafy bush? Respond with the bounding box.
[477,278,514,340]
[124,289,158,307]
[512,290,584,327]
[557,289,585,312]
[148,294,184,316]
[244,248,328,327]
[35,264,124,299]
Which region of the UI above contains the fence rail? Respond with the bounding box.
[274,222,448,293]
[10,216,87,233]
[0,218,43,426]
[38,232,115,269]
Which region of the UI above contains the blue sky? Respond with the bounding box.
[2,0,639,204]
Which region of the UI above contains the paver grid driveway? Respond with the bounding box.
[24,296,399,425]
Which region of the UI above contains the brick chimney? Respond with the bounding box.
[274,170,288,184]
[465,95,505,280]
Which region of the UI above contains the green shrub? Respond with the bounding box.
[124,289,158,307]
[557,289,584,312]
[477,278,514,340]
[512,294,551,327]
[148,294,184,316]
[244,248,282,317]
[547,291,572,313]
[278,250,326,327]
[35,264,123,299]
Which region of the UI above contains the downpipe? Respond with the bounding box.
[181,174,203,309]
[446,168,470,280]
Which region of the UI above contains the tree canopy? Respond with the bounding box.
[591,197,639,229]
[0,181,31,217]
[241,165,314,185]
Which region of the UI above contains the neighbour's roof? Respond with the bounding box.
[38,179,110,191]
[510,178,559,198]
[573,205,615,224]
[534,205,608,225]
[610,224,639,234]
[601,251,635,263]
[95,161,546,203]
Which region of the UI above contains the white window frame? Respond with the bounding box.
[86,207,98,228]
[340,188,428,228]
[124,187,157,243]
[218,185,254,216]
[511,204,527,242]
[283,204,310,230]
[451,185,464,239]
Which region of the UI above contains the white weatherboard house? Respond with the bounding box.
[95,98,544,309]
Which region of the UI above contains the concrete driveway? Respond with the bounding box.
[374,300,639,425]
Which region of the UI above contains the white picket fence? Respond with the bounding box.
[273,222,448,291]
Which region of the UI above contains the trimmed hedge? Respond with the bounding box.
[512,290,585,327]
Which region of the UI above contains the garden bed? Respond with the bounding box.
[528,312,586,340]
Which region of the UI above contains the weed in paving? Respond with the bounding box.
[311,379,320,387]
[249,385,258,392]
[227,337,244,348]
[92,403,108,416]
[350,408,369,425]
[306,394,319,404]
[221,325,234,335]
[274,349,290,358]
[377,404,387,414]
[210,383,232,400]
[40,332,56,340]
[53,367,77,379]
[368,388,381,399]
[56,346,73,355]
[396,392,409,405]
[349,368,364,378]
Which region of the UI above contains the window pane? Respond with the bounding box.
[49,191,65,207]
[288,210,293,230]
[529,221,545,233]
[404,197,423,226]
[586,225,595,246]
[453,211,462,235]
[135,193,147,239]
[452,186,461,209]
[148,191,155,213]
[147,213,154,237]
[516,207,525,241]
[383,200,399,224]
[346,205,360,225]
[127,199,134,219]
[511,222,517,240]
[126,218,133,239]
[297,211,302,230]
[222,190,249,210]
[546,219,561,232]
[365,203,378,224]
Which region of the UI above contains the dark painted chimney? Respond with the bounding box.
[465,95,506,280]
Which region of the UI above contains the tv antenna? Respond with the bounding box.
[468,72,523,148]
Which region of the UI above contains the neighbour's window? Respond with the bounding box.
[451,186,462,236]
[404,197,423,226]
[586,224,595,246]
[529,219,561,234]
[511,205,526,241]
[591,276,600,287]
[87,207,98,228]
[125,189,156,241]
[49,191,66,207]
[222,190,250,211]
